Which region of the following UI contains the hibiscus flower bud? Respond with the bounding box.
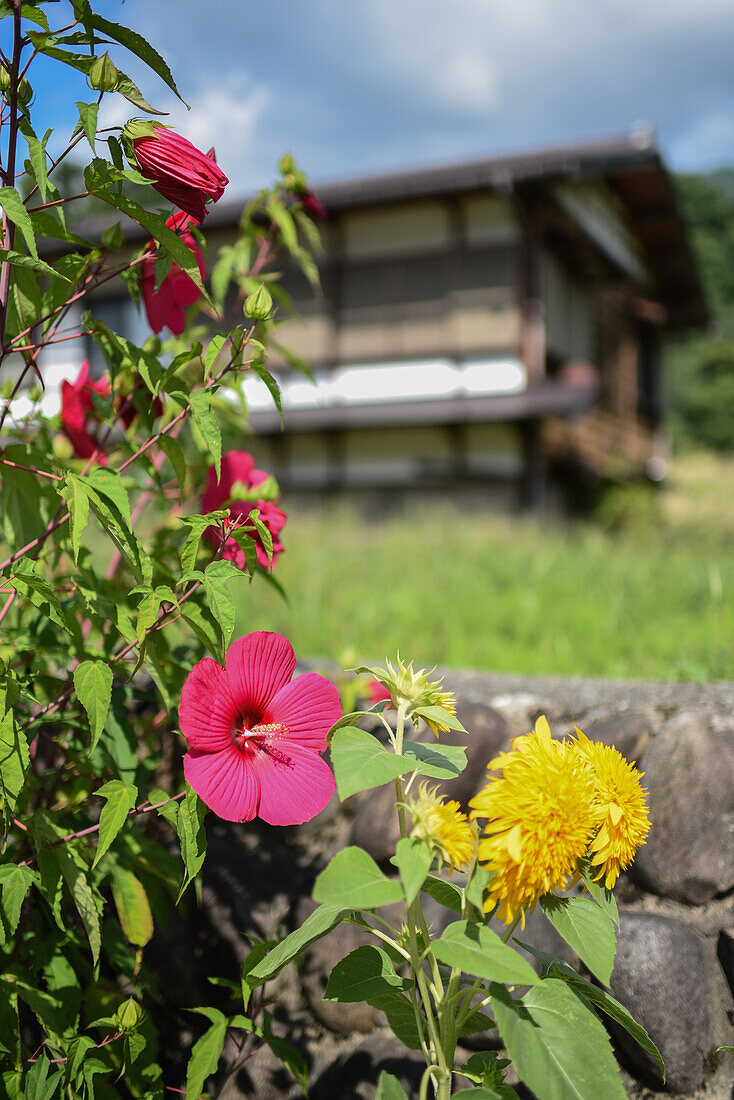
[88,52,119,92]
[124,121,229,223]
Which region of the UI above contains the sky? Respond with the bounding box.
[8,0,734,199]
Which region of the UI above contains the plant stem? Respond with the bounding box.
[394,702,452,1097]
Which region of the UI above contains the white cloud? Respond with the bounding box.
[98,73,272,192]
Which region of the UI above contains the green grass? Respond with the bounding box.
[232,458,734,681]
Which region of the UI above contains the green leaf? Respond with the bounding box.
[0,709,29,812]
[260,1013,308,1095]
[185,1011,227,1100]
[413,704,467,733]
[421,874,463,914]
[313,847,403,909]
[73,2,187,104]
[393,837,432,906]
[176,787,208,900]
[86,468,132,530]
[110,865,154,947]
[74,661,113,753]
[579,860,619,927]
[203,559,239,650]
[24,1053,62,1100]
[402,740,467,780]
[188,389,222,479]
[249,905,345,983]
[204,334,228,379]
[455,1090,506,1100]
[8,564,73,635]
[432,921,539,985]
[135,588,161,645]
[330,726,412,800]
[60,474,89,563]
[325,945,412,1003]
[58,854,102,969]
[372,990,425,1050]
[87,186,207,297]
[520,952,665,1082]
[75,100,98,151]
[159,435,187,493]
[92,780,137,867]
[375,1071,409,1100]
[540,895,616,987]
[0,864,38,941]
[490,979,627,1100]
[465,864,495,913]
[0,248,70,281]
[0,185,38,259]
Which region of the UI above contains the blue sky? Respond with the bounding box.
[8,0,734,199]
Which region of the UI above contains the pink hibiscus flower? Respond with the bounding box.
[201,450,287,570]
[141,212,206,336]
[60,360,111,460]
[180,631,341,824]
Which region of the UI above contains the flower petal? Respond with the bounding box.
[184,746,260,822]
[255,742,335,826]
[264,672,342,752]
[225,632,296,721]
[179,657,237,751]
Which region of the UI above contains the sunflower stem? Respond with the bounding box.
[394,702,452,1096]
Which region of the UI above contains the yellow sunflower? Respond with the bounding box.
[469,716,595,926]
[409,784,475,872]
[571,731,650,889]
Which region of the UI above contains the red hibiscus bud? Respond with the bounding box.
[125,122,229,223]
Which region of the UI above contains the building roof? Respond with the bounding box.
[70,129,708,330]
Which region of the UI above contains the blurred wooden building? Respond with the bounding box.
[82,129,709,507]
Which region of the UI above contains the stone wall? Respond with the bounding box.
[153,672,734,1099]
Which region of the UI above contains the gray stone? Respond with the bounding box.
[580,710,657,762]
[310,1030,426,1099]
[295,898,379,1036]
[607,911,714,1093]
[718,928,734,1001]
[631,711,734,903]
[350,782,401,865]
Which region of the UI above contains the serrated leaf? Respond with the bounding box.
[204,334,228,379]
[24,1052,62,1100]
[413,704,467,733]
[0,248,70,281]
[188,389,221,479]
[249,905,345,983]
[60,474,89,562]
[8,565,73,635]
[491,979,627,1100]
[75,100,98,151]
[87,187,207,298]
[540,895,616,987]
[185,1012,227,1100]
[92,780,137,867]
[313,846,403,909]
[0,185,38,259]
[159,435,187,494]
[0,709,29,812]
[0,864,38,942]
[176,787,207,900]
[74,661,113,752]
[110,865,154,946]
[203,559,239,650]
[73,2,187,105]
[86,468,132,529]
[432,921,539,985]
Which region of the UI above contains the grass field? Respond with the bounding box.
[231,455,734,681]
